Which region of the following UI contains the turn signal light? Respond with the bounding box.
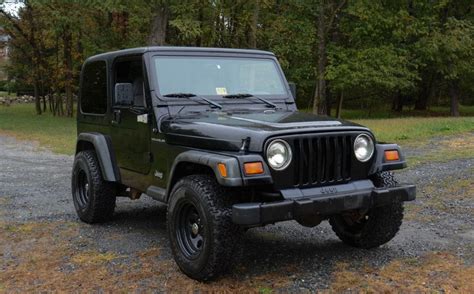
[244,162,264,175]
[217,163,227,178]
[385,150,400,161]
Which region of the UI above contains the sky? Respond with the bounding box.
[1,0,23,16]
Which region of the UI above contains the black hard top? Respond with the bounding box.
[85,46,275,64]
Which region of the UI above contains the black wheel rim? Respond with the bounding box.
[341,210,370,233]
[75,169,90,208]
[175,199,204,259]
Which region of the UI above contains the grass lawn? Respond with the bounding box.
[355,116,474,143]
[334,104,474,119]
[0,104,76,154]
[0,103,473,157]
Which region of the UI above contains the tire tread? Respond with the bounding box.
[329,171,404,249]
[72,150,116,223]
[167,174,241,281]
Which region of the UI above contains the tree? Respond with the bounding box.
[325,1,422,113]
[1,0,473,117]
[312,0,346,115]
[420,1,474,116]
[1,1,47,115]
[148,0,170,45]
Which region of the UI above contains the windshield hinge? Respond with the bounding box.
[240,137,251,152]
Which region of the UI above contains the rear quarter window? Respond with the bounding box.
[81,61,107,114]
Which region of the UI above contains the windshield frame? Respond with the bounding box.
[147,51,292,103]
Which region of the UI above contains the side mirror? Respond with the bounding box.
[288,82,296,99]
[115,83,134,105]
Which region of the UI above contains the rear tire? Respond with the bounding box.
[329,171,404,249]
[71,150,116,223]
[167,175,241,281]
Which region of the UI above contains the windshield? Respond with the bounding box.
[154,56,287,97]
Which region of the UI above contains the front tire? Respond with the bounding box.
[329,171,404,249]
[167,175,241,281]
[71,150,116,223]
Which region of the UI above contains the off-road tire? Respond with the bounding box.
[71,150,116,223]
[167,175,241,281]
[329,171,404,249]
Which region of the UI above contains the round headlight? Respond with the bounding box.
[266,139,292,170]
[354,134,374,162]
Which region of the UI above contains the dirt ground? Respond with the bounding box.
[0,134,473,292]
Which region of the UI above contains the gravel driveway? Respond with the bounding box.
[0,134,473,292]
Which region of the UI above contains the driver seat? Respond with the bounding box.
[132,77,145,107]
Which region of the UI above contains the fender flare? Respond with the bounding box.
[369,143,407,175]
[165,150,243,198]
[75,132,120,182]
[165,150,274,201]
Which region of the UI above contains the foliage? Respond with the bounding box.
[0,0,473,117]
[423,17,474,81]
[326,45,418,93]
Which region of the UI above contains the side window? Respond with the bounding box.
[81,61,107,114]
[114,60,146,107]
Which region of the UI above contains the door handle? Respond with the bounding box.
[112,109,121,124]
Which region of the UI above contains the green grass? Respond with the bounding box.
[0,91,10,97]
[347,104,474,119]
[0,104,76,154]
[258,287,273,294]
[0,103,473,156]
[353,117,474,144]
[308,104,474,119]
[352,116,474,167]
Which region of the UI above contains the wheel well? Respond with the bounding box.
[169,162,215,192]
[76,140,95,154]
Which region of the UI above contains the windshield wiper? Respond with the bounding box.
[223,93,277,108]
[163,93,222,109]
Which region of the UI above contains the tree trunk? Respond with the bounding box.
[414,73,434,110]
[58,93,64,116]
[414,91,429,110]
[77,29,84,63]
[392,92,404,112]
[196,2,204,46]
[326,85,332,116]
[48,93,53,112]
[148,4,169,46]
[52,92,58,116]
[336,92,343,118]
[396,95,403,112]
[33,81,41,115]
[29,8,42,116]
[248,0,259,48]
[312,1,327,115]
[63,26,74,117]
[449,81,460,116]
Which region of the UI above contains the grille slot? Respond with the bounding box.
[292,135,352,187]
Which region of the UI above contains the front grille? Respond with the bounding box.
[292,134,353,187]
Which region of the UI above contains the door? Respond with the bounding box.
[110,57,151,175]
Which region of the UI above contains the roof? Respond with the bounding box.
[85,46,275,63]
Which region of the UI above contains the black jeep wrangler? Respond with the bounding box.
[72,47,415,281]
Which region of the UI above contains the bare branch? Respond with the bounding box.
[0,7,30,43]
[325,0,346,34]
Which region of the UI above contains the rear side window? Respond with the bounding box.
[81,61,107,114]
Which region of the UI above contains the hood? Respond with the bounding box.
[160,110,370,152]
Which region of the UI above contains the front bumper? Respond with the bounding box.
[232,180,416,226]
